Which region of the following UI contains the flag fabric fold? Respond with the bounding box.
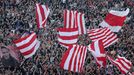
[87,27,118,48]
[60,45,87,72]
[14,32,40,59]
[36,3,50,29]
[88,40,106,68]
[99,8,130,32]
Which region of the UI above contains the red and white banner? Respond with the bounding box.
[60,45,87,72]
[64,10,76,28]
[14,32,40,59]
[36,3,50,29]
[108,55,132,74]
[58,28,78,47]
[87,27,118,48]
[99,8,130,32]
[75,12,86,35]
[88,40,106,68]
[64,10,86,34]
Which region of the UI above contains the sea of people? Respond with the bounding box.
[0,0,134,75]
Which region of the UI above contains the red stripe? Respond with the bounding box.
[58,28,78,32]
[90,42,95,51]
[69,11,72,28]
[68,45,77,71]
[59,42,74,47]
[97,57,106,67]
[21,43,36,55]
[39,4,46,28]
[60,45,73,69]
[17,34,37,49]
[75,11,78,28]
[79,13,84,34]
[58,34,78,40]
[14,32,34,44]
[98,40,105,53]
[36,4,40,29]
[105,13,126,26]
[64,10,67,28]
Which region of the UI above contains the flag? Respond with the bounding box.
[58,28,78,47]
[60,45,87,72]
[88,40,106,68]
[87,27,118,48]
[108,55,132,74]
[64,10,76,28]
[75,12,86,35]
[14,32,40,59]
[64,10,86,34]
[99,8,130,32]
[36,3,50,29]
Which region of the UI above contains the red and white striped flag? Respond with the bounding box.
[99,8,130,32]
[14,32,40,59]
[75,12,86,35]
[64,10,76,28]
[60,45,87,72]
[88,40,106,68]
[108,55,132,74]
[87,27,118,48]
[36,3,50,29]
[64,10,86,34]
[58,28,78,47]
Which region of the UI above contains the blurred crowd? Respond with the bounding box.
[0,0,134,75]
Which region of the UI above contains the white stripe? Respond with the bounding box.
[99,21,122,32]
[77,13,81,34]
[82,14,86,34]
[109,8,130,17]
[71,45,79,71]
[71,11,74,28]
[58,38,78,44]
[64,45,75,69]
[20,39,37,53]
[82,47,87,69]
[24,41,40,58]
[88,28,107,36]
[103,32,115,42]
[16,33,36,47]
[36,4,43,28]
[66,10,70,28]
[59,31,78,36]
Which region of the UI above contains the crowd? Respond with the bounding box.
[0,0,134,75]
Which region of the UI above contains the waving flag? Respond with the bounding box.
[108,55,132,74]
[60,45,87,72]
[87,27,118,48]
[75,12,86,35]
[14,32,40,59]
[64,10,86,34]
[64,10,76,28]
[99,8,130,32]
[88,40,106,68]
[36,3,50,29]
[58,28,78,47]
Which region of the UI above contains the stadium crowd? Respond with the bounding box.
[0,0,134,75]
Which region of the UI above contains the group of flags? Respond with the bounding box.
[10,3,132,74]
